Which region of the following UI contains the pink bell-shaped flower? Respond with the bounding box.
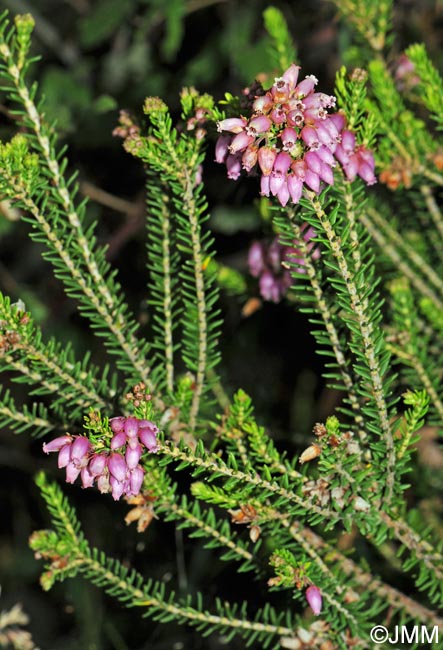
[306,585,322,615]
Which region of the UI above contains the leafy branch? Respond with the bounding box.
[0,13,153,384]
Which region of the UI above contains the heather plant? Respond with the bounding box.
[1,3,443,649]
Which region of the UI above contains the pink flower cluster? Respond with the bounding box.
[248,226,320,302]
[215,64,376,206]
[42,417,159,501]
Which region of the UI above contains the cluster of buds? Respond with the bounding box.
[42,417,159,501]
[215,63,376,206]
[112,109,140,140]
[313,420,361,456]
[248,226,320,303]
[186,106,210,143]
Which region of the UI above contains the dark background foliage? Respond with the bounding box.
[1,1,442,648]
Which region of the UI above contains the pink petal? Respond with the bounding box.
[139,427,158,452]
[126,443,142,470]
[42,435,71,454]
[108,453,127,482]
[111,431,127,450]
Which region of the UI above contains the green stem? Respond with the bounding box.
[159,193,175,394]
[361,211,443,309]
[380,512,443,582]
[288,213,366,441]
[367,206,443,300]
[167,500,254,564]
[388,343,443,423]
[2,48,151,386]
[158,440,338,522]
[288,520,443,628]
[308,194,396,503]
[2,173,148,390]
[0,399,54,433]
[183,172,209,431]
[74,552,295,640]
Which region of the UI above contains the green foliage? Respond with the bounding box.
[0,17,153,385]
[32,475,300,649]
[330,0,393,53]
[1,3,443,650]
[79,0,133,48]
[334,66,377,145]
[263,6,297,72]
[130,93,222,427]
[406,43,443,130]
[0,291,114,423]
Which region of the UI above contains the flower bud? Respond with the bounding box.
[248,241,266,278]
[328,112,346,133]
[71,436,91,461]
[111,431,127,449]
[299,443,321,464]
[358,162,377,186]
[65,461,81,484]
[304,151,322,174]
[81,467,95,489]
[294,75,318,98]
[229,132,254,154]
[129,466,145,495]
[305,585,322,615]
[139,427,158,452]
[226,154,242,180]
[260,174,270,197]
[88,453,107,476]
[97,472,111,494]
[217,117,247,133]
[242,145,258,172]
[215,135,231,163]
[277,181,290,207]
[257,147,277,176]
[57,444,72,469]
[138,420,158,433]
[108,453,127,482]
[124,417,139,438]
[341,130,356,154]
[304,170,320,193]
[319,162,334,185]
[110,476,125,501]
[301,126,320,150]
[42,435,71,454]
[246,115,271,136]
[126,443,142,469]
[282,64,300,90]
[259,271,280,303]
[252,94,273,114]
[249,525,261,543]
[287,175,303,204]
[109,417,125,434]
